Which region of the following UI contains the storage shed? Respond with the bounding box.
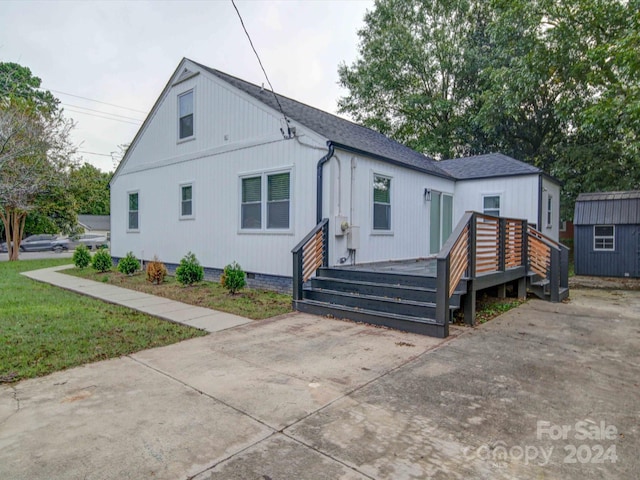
[574,191,640,278]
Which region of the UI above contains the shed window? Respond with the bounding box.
[483,195,500,217]
[373,175,391,231]
[178,90,194,139]
[594,225,614,250]
[180,184,193,218]
[128,192,139,231]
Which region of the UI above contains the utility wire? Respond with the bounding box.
[61,102,144,122]
[77,150,114,157]
[65,107,141,125]
[230,0,291,136]
[46,88,148,114]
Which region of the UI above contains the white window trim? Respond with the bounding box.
[546,194,553,228]
[371,171,393,235]
[179,182,195,220]
[238,167,294,235]
[127,190,140,233]
[593,225,615,251]
[482,193,502,217]
[177,88,195,143]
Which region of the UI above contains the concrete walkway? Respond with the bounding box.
[21,265,251,333]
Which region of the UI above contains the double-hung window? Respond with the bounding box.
[483,195,501,217]
[241,171,291,231]
[178,90,194,140]
[594,225,614,250]
[128,192,139,231]
[180,183,194,219]
[373,174,391,231]
[546,195,553,228]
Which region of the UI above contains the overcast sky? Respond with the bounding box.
[1,0,372,172]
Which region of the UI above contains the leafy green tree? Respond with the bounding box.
[339,0,640,218]
[0,62,76,260]
[69,162,111,215]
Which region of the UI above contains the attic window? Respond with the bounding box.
[178,90,194,140]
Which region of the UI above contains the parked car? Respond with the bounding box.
[51,234,108,252]
[17,234,59,252]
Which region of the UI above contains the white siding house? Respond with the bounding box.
[110,58,561,291]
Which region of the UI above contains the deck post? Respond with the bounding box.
[550,247,561,302]
[521,220,529,272]
[321,221,329,268]
[497,283,506,298]
[292,249,303,302]
[463,281,476,326]
[469,213,477,277]
[498,217,507,272]
[436,256,450,336]
[560,245,569,289]
[517,277,527,299]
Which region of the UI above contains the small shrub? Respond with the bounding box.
[117,251,140,275]
[146,255,168,285]
[220,261,246,295]
[72,244,91,269]
[92,249,113,273]
[176,251,204,286]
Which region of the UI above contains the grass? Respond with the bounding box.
[0,258,206,383]
[64,267,293,320]
[474,295,527,324]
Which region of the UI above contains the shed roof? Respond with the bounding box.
[574,191,640,225]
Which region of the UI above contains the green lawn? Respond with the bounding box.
[0,258,205,383]
[65,268,293,320]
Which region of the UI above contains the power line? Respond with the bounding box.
[61,102,144,122]
[65,107,142,126]
[46,88,148,114]
[230,0,292,137]
[77,150,114,157]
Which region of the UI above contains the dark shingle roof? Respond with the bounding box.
[78,215,110,231]
[192,60,450,178]
[437,153,541,180]
[574,191,640,225]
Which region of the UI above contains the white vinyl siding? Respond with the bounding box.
[373,174,391,231]
[483,195,501,216]
[241,170,291,231]
[594,225,614,250]
[128,192,139,231]
[180,183,194,219]
[178,90,194,140]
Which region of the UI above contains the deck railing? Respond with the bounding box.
[292,218,329,301]
[438,211,574,326]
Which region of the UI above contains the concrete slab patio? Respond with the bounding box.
[1,286,638,479]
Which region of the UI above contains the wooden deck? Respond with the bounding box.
[336,258,438,277]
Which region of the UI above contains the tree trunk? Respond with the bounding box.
[0,208,26,261]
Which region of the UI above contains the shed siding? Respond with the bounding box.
[574,225,640,277]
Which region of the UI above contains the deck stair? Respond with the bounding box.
[294,267,466,338]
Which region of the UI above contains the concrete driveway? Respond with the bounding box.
[1,289,638,479]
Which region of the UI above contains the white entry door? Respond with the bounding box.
[430,192,453,254]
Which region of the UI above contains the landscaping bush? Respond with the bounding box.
[220,261,246,295]
[146,256,168,285]
[72,244,91,269]
[117,251,140,275]
[176,251,204,286]
[92,249,113,273]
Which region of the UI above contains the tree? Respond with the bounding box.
[0,63,76,260]
[339,0,640,218]
[69,162,111,215]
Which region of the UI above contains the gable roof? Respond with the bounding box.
[574,191,640,225]
[191,60,450,178]
[437,153,541,180]
[78,215,110,231]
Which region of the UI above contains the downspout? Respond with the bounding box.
[537,174,543,230]
[316,142,335,224]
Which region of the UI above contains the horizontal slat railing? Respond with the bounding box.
[527,225,569,301]
[292,218,329,301]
